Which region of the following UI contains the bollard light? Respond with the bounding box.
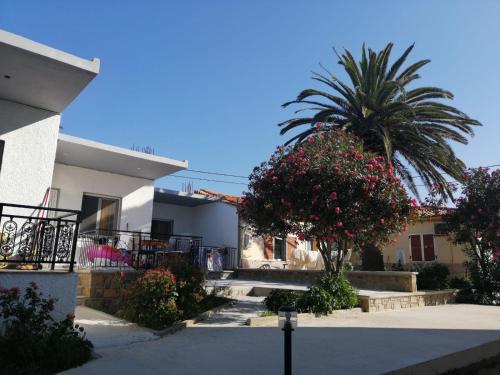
[278,306,297,375]
[278,306,298,329]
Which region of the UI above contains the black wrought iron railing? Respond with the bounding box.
[77,229,203,269]
[195,246,239,271]
[0,203,80,272]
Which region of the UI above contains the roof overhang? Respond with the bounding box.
[154,188,218,207]
[56,134,188,180]
[0,29,100,113]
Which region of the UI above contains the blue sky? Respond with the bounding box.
[2,1,499,196]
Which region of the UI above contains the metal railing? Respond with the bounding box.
[195,246,238,271]
[0,203,80,272]
[77,229,203,269]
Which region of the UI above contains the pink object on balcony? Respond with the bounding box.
[85,245,132,266]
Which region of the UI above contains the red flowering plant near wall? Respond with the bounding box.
[239,129,412,277]
[444,167,500,304]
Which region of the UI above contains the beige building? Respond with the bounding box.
[378,213,468,276]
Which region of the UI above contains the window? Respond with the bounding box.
[80,194,119,234]
[151,219,173,239]
[0,140,4,175]
[273,237,286,260]
[409,234,436,262]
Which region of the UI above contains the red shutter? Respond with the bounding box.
[410,235,422,261]
[423,234,435,261]
[263,235,273,260]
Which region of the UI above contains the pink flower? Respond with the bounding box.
[120,271,125,279]
[335,207,341,214]
[380,219,385,225]
[336,221,343,228]
[329,192,337,200]
[411,198,419,208]
[271,176,278,182]
[343,230,354,239]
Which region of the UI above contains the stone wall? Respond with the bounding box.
[77,269,139,305]
[236,269,418,292]
[358,289,457,312]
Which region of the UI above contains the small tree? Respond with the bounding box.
[445,168,500,304]
[239,130,411,278]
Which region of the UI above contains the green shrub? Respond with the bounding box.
[0,283,93,375]
[449,276,472,290]
[416,263,450,290]
[361,244,385,271]
[117,269,180,329]
[264,289,301,313]
[161,256,207,319]
[298,274,358,314]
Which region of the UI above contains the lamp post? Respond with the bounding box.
[278,306,297,375]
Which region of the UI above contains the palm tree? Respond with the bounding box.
[279,43,481,200]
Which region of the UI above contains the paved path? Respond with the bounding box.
[64,304,500,375]
[74,306,159,349]
[196,295,265,326]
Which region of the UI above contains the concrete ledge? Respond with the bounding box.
[246,308,363,327]
[383,338,500,375]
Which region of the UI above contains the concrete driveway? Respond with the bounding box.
[64,304,500,375]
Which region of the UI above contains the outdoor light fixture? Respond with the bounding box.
[278,306,297,375]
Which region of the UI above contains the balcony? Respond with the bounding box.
[77,229,238,270]
[0,203,80,272]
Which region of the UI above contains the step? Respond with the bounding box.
[206,270,235,280]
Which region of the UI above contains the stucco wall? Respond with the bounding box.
[0,99,60,207]
[0,271,78,320]
[379,219,468,271]
[152,202,194,234]
[192,202,238,248]
[51,163,154,231]
[152,201,239,248]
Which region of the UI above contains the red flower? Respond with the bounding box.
[10,287,20,295]
[66,313,75,320]
[411,198,419,208]
[298,233,305,241]
[120,271,125,279]
[336,221,343,228]
[334,207,341,214]
[271,176,278,182]
[329,192,337,200]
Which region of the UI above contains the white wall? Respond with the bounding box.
[152,203,194,234]
[192,202,238,248]
[51,163,154,231]
[0,99,60,207]
[152,201,239,248]
[0,271,78,320]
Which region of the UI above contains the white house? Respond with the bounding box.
[0,29,189,317]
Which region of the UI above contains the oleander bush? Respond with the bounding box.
[0,283,93,375]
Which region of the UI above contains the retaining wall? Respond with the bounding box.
[236,269,418,292]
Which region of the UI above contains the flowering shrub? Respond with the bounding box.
[0,283,92,375]
[240,129,412,276]
[117,269,180,329]
[160,256,207,319]
[445,168,500,304]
